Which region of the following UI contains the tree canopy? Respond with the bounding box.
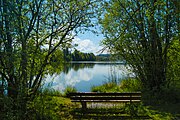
[100,0,179,91]
[0,0,99,118]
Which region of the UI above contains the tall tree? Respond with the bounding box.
[100,0,179,91]
[0,0,99,117]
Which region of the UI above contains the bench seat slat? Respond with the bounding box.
[68,92,141,97]
[70,96,141,101]
[71,100,141,102]
[68,92,142,109]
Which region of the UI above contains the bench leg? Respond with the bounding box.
[81,102,87,110]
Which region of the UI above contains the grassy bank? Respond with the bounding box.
[91,78,180,119]
[2,79,179,120]
[30,79,180,119]
[1,88,75,120]
[91,78,142,93]
[30,79,179,119]
[28,88,74,120]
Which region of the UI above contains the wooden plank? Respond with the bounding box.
[72,100,141,102]
[68,92,141,97]
[68,92,141,105]
[70,96,141,101]
[73,115,151,120]
[69,92,141,96]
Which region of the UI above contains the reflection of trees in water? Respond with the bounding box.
[63,63,95,74]
[63,63,71,74]
[63,62,125,74]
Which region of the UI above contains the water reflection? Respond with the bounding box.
[45,62,130,92]
[63,62,95,74]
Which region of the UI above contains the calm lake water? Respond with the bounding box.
[45,61,133,92]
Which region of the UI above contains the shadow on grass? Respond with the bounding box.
[142,88,180,119]
[71,107,151,120]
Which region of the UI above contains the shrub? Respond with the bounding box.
[91,78,142,93]
[91,82,122,92]
[63,86,77,96]
[27,88,74,120]
[119,78,142,92]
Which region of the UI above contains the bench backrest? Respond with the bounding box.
[68,92,141,102]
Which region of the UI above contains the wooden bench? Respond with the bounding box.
[67,92,141,110]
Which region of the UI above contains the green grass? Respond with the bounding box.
[91,82,122,92]
[3,79,178,120]
[31,79,179,120]
[1,77,179,120]
[63,86,77,96]
[26,88,75,120]
[90,78,180,120]
[91,78,141,92]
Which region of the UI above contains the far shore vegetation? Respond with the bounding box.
[63,48,111,62]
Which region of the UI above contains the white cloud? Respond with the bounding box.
[72,37,103,55]
[44,67,94,92]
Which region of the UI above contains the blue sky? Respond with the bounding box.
[72,28,106,55]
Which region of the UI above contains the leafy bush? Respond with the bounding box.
[0,96,30,120]
[119,78,142,92]
[40,88,63,96]
[91,78,141,92]
[91,82,122,92]
[123,103,148,117]
[27,88,75,120]
[63,86,77,96]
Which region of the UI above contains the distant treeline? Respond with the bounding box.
[63,48,110,61]
[96,54,111,61]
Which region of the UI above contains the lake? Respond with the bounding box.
[45,61,133,92]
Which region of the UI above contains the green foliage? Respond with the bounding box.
[48,49,65,75]
[0,96,15,120]
[0,96,31,120]
[96,54,111,61]
[91,82,121,92]
[63,49,96,61]
[39,88,63,96]
[100,0,179,92]
[167,39,180,89]
[119,78,142,92]
[143,86,180,105]
[27,89,74,120]
[1,88,77,120]
[63,86,77,96]
[91,80,179,119]
[0,0,99,118]
[146,108,177,120]
[91,78,141,93]
[71,49,96,61]
[31,96,73,120]
[123,103,147,117]
[63,47,72,62]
